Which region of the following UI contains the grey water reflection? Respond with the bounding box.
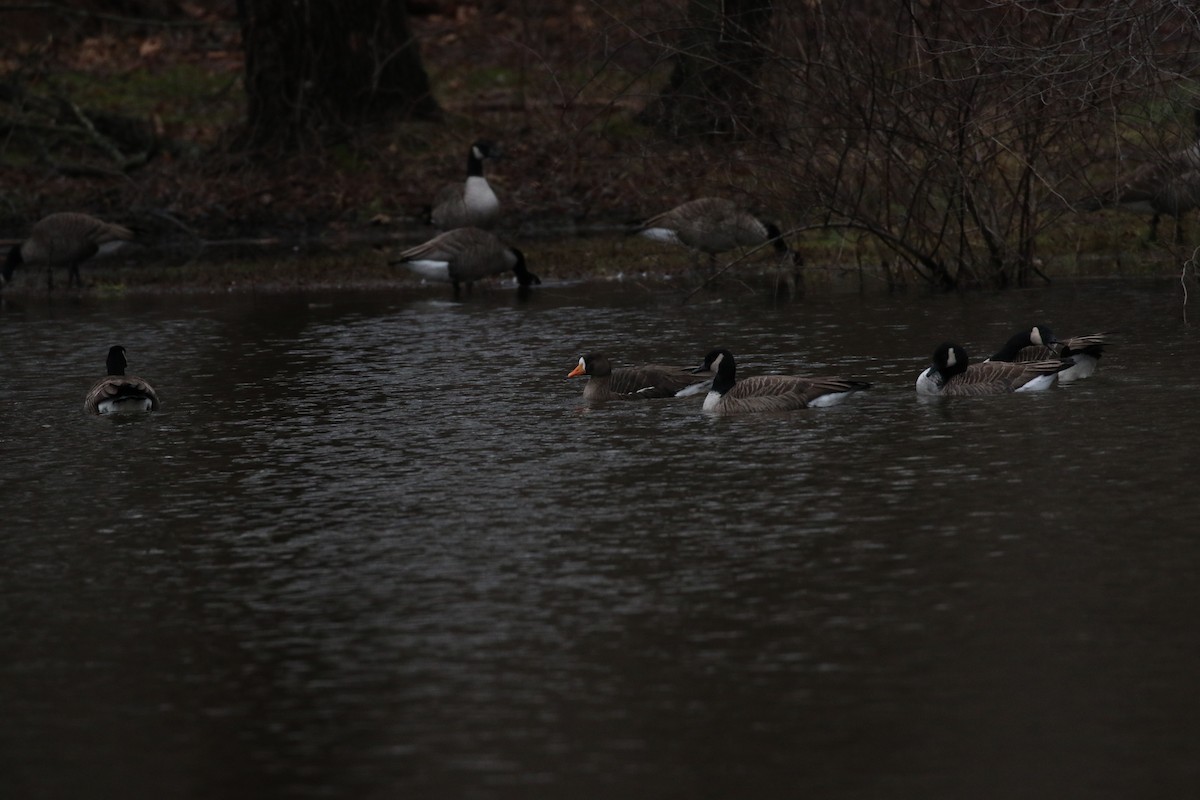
[2,280,1199,799]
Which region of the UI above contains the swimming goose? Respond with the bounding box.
[429,140,501,230]
[1078,135,1200,244]
[84,346,160,415]
[391,227,538,295]
[695,349,870,414]
[916,342,1069,397]
[3,212,134,290]
[637,197,796,268]
[986,324,1110,382]
[566,353,711,401]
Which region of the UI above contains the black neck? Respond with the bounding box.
[3,245,22,281]
[467,149,485,177]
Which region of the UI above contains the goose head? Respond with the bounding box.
[927,342,969,387]
[695,349,736,394]
[510,248,540,287]
[2,245,22,283]
[567,353,612,379]
[106,345,129,376]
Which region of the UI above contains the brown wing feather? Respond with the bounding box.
[84,376,160,413]
[942,360,1065,396]
[716,375,865,412]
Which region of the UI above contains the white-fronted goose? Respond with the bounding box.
[567,353,711,401]
[391,227,538,295]
[986,324,1110,383]
[429,140,501,230]
[695,349,870,414]
[84,346,160,415]
[637,197,797,268]
[916,342,1069,397]
[3,212,134,290]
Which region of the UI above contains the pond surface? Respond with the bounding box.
[3,278,1199,799]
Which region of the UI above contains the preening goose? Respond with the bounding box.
[986,324,1110,383]
[916,342,1069,397]
[3,212,134,290]
[637,197,797,268]
[390,227,539,295]
[84,346,160,415]
[566,353,711,401]
[1078,118,1200,244]
[695,349,870,414]
[429,140,502,230]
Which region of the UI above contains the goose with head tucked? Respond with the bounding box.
[694,349,870,414]
[84,346,160,415]
[4,212,134,290]
[637,197,798,270]
[986,324,1110,383]
[917,342,1070,397]
[567,353,711,401]
[429,140,502,231]
[391,227,538,296]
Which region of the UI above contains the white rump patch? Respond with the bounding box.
[808,391,853,408]
[639,227,682,245]
[403,260,452,282]
[675,379,712,398]
[1016,373,1058,392]
[1058,355,1098,383]
[915,368,939,395]
[98,397,154,414]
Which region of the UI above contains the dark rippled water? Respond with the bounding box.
[3,279,1199,798]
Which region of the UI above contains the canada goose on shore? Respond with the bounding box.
[637,197,796,269]
[429,140,501,230]
[916,342,1070,397]
[390,227,539,295]
[1078,112,1200,244]
[566,353,711,401]
[694,349,870,414]
[84,346,160,415]
[3,212,134,290]
[986,324,1110,383]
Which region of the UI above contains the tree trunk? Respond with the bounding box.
[638,0,775,138]
[237,0,439,149]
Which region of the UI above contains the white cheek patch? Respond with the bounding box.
[945,349,957,368]
[578,357,586,370]
[1031,326,1043,346]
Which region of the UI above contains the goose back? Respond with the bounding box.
[4,212,133,284]
[987,325,1109,382]
[918,342,1068,396]
[393,227,537,289]
[639,197,787,256]
[567,353,706,400]
[84,345,160,414]
[698,349,870,414]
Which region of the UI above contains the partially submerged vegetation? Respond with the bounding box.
[2,1,1199,296]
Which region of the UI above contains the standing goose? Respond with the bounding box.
[637,197,796,269]
[566,353,711,401]
[429,140,502,230]
[4,212,134,290]
[695,349,870,414]
[390,227,539,296]
[84,346,160,415]
[986,324,1110,383]
[916,342,1070,397]
[1078,111,1200,244]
